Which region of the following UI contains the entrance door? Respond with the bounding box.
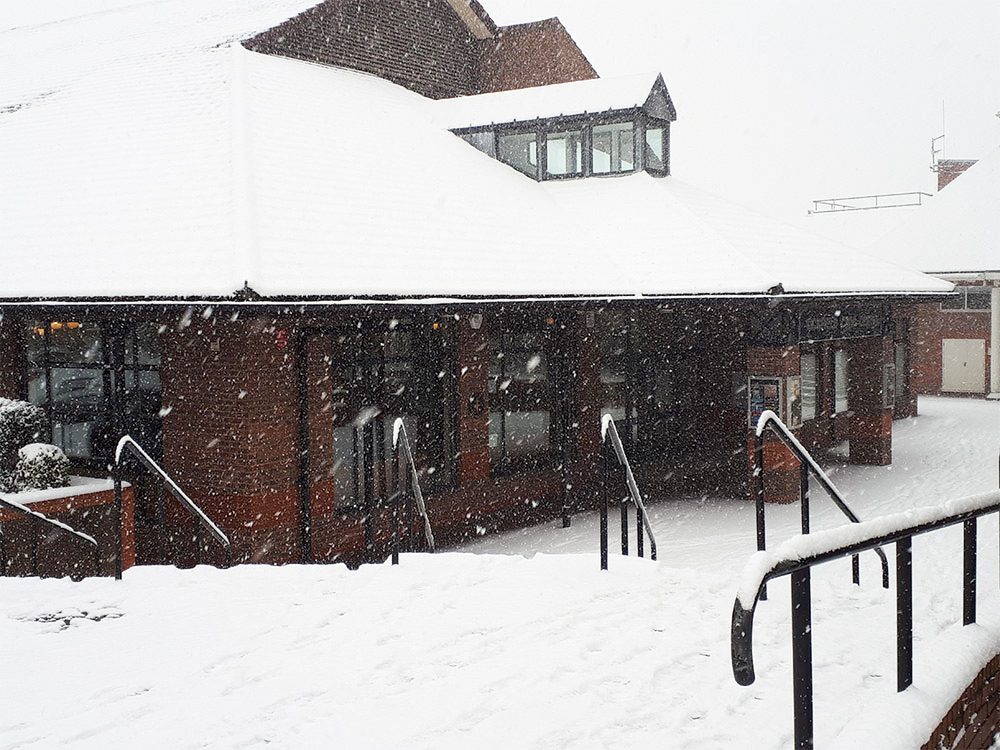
[941,338,986,393]
[308,319,456,561]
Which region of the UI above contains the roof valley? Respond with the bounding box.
[229,43,261,293]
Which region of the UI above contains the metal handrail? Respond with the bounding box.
[731,488,1000,750]
[114,435,232,573]
[754,409,889,590]
[599,414,657,568]
[0,492,100,578]
[390,418,435,562]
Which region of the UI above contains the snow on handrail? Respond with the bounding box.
[0,493,98,548]
[732,488,1000,685]
[600,416,657,560]
[115,435,230,550]
[391,418,435,552]
[755,409,889,587]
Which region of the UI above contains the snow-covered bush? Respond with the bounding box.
[12,443,70,492]
[0,399,49,491]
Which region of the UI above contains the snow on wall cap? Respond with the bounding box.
[18,443,66,461]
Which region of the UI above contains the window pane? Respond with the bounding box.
[50,367,105,459]
[800,353,817,421]
[488,412,503,462]
[645,126,665,171]
[135,323,161,366]
[941,291,964,310]
[894,342,908,400]
[459,130,496,158]
[498,132,538,178]
[27,369,47,404]
[332,424,358,508]
[47,321,101,365]
[593,122,635,174]
[545,129,583,177]
[966,287,992,310]
[25,322,46,367]
[504,411,550,457]
[834,350,849,413]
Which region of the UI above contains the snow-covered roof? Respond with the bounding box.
[434,71,674,130]
[0,0,950,302]
[870,147,1000,275]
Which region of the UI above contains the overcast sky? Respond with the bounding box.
[486,0,1000,247]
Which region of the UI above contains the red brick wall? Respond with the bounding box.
[910,300,992,396]
[478,19,598,93]
[0,485,135,577]
[846,336,893,465]
[159,315,300,564]
[937,159,978,191]
[924,651,1000,750]
[747,345,801,504]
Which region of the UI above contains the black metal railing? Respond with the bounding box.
[754,409,889,595]
[600,415,657,569]
[114,435,232,576]
[731,487,1000,750]
[0,493,101,579]
[388,418,436,565]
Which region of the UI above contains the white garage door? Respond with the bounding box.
[942,338,986,393]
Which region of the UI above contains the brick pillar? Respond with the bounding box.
[566,311,601,512]
[456,315,490,483]
[747,345,800,503]
[160,315,299,565]
[847,336,893,465]
[0,314,25,400]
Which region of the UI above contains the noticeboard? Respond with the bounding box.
[748,376,783,429]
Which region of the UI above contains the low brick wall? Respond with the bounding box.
[924,652,1000,749]
[0,482,135,578]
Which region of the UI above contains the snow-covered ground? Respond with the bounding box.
[1,397,998,748]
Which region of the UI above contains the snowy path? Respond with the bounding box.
[1,397,998,748]
[458,397,1000,578]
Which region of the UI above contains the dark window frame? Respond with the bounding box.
[23,319,162,467]
[487,315,562,476]
[452,110,672,182]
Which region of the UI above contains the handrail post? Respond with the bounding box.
[113,472,123,580]
[799,460,809,535]
[896,535,913,691]
[755,430,767,600]
[391,434,400,566]
[637,500,644,558]
[600,441,609,571]
[621,497,629,556]
[964,518,977,625]
[791,568,814,750]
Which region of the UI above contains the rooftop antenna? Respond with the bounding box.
[930,100,945,172]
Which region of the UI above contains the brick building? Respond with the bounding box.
[872,151,1000,399]
[0,0,951,567]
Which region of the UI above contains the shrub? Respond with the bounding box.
[0,399,49,491]
[13,443,70,492]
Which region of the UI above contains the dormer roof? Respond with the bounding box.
[435,72,676,130]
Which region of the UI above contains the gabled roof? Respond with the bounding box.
[871,146,1000,274]
[435,72,676,130]
[0,0,949,302]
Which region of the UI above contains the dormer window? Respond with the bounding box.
[439,72,677,182]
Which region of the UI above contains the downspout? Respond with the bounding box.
[990,285,999,398]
